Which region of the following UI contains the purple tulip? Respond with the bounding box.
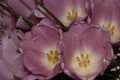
[21,20,62,79]
[0,28,25,80]
[61,22,113,80]
[4,0,42,30]
[36,0,89,27]
[90,0,120,45]
[5,0,36,18]
[0,9,28,79]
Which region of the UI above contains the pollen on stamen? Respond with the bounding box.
[76,57,81,61]
[76,53,90,68]
[46,50,59,64]
[66,9,78,21]
[81,53,84,58]
[106,23,115,36]
[47,53,52,61]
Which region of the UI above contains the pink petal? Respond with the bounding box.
[90,0,120,45]
[0,59,14,80]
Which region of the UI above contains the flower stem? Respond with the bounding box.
[104,73,117,78]
[34,0,68,32]
[0,3,33,27]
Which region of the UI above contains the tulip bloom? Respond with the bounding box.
[0,29,25,80]
[61,22,113,80]
[4,0,42,30]
[36,0,89,27]
[0,8,27,79]
[90,0,120,45]
[21,20,62,79]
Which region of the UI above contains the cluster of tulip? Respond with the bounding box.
[0,0,120,80]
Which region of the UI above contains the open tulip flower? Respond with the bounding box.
[61,22,113,80]
[21,21,62,79]
[0,0,119,80]
[90,0,120,45]
[36,0,89,27]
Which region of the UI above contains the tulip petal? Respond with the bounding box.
[23,75,38,80]
[69,21,90,36]
[6,0,36,17]
[14,54,29,78]
[2,30,23,67]
[90,0,120,45]
[0,59,14,80]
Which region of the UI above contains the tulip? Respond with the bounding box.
[61,22,113,80]
[90,0,120,45]
[1,7,30,80]
[0,28,25,80]
[36,0,89,27]
[4,0,42,30]
[21,20,62,79]
[0,8,28,79]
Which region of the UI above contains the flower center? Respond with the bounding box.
[47,50,58,64]
[106,23,115,36]
[66,9,78,21]
[76,53,90,68]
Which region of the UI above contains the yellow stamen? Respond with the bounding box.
[76,53,90,68]
[47,50,59,64]
[106,23,115,36]
[67,9,78,21]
